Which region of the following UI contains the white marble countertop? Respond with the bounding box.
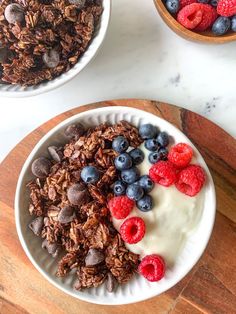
[0,0,236,162]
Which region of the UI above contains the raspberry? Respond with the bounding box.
[139,254,165,282]
[120,217,145,244]
[108,196,134,219]
[168,143,193,168]
[195,4,218,31]
[177,3,203,29]
[175,165,206,196]
[180,0,197,9]
[149,161,177,187]
[217,0,236,17]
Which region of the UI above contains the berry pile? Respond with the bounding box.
[108,125,206,283]
[149,142,206,196]
[164,0,236,35]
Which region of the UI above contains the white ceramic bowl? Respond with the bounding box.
[0,1,111,98]
[15,106,216,305]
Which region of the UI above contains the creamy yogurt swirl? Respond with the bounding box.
[112,144,205,266]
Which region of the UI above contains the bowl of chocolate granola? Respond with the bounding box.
[0,0,110,97]
[15,106,216,304]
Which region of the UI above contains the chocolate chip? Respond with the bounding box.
[5,4,24,24]
[68,0,86,8]
[85,248,104,266]
[43,49,60,68]
[64,123,85,140]
[105,272,118,293]
[0,48,8,64]
[31,157,51,178]
[67,183,90,206]
[58,206,75,224]
[48,146,63,162]
[42,239,60,257]
[28,216,44,236]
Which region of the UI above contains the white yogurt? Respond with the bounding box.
[112,144,205,266]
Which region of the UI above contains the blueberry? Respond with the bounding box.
[156,131,169,147]
[113,180,127,196]
[81,166,100,184]
[165,0,180,14]
[158,147,168,160]
[114,153,132,170]
[148,151,161,164]
[138,175,154,193]
[137,195,153,212]
[112,136,129,153]
[210,0,218,5]
[231,15,236,32]
[43,49,60,68]
[121,167,140,184]
[139,124,158,140]
[212,17,231,35]
[126,183,144,201]
[145,139,159,151]
[129,148,144,165]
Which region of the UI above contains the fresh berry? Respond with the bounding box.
[113,180,127,196]
[120,217,146,244]
[231,15,236,30]
[112,136,129,153]
[139,254,165,282]
[108,196,134,219]
[194,4,217,31]
[180,0,197,9]
[175,165,205,196]
[121,167,140,184]
[139,124,158,140]
[212,16,231,34]
[177,3,203,29]
[168,143,193,168]
[145,138,159,151]
[126,183,144,201]
[81,166,100,184]
[114,153,132,170]
[149,151,161,164]
[158,147,169,159]
[156,131,169,147]
[129,148,145,165]
[137,195,153,212]
[138,175,154,193]
[166,0,180,14]
[149,161,177,187]
[217,0,236,16]
[210,0,218,5]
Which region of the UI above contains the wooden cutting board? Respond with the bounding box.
[0,99,235,314]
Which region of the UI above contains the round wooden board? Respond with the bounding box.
[0,99,235,314]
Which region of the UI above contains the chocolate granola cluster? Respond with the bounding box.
[27,121,143,291]
[0,0,103,86]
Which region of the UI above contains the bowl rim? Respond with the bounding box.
[14,106,216,305]
[0,0,111,98]
[153,0,236,44]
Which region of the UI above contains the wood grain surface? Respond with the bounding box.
[153,0,236,44]
[0,99,235,314]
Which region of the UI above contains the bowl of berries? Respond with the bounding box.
[15,106,216,304]
[154,0,236,43]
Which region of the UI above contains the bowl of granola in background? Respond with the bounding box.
[15,106,216,304]
[0,0,110,97]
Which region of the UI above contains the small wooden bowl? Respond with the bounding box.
[154,0,236,43]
